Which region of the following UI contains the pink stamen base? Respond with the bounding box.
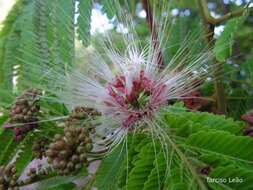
[104,70,168,128]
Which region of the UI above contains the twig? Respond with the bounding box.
[141,0,165,68]
[197,0,252,114]
[198,0,251,25]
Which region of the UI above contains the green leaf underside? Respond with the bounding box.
[95,141,127,190]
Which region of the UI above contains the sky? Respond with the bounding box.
[0,0,15,25]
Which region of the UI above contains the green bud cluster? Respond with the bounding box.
[0,164,19,190]
[46,126,93,175]
[65,106,100,128]
[7,89,42,141]
[0,164,45,189]
[32,138,48,159]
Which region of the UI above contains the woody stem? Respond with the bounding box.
[141,0,165,69]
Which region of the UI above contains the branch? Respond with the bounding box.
[198,0,252,114]
[214,8,245,24]
[197,0,228,114]
[141,0,165,68]
[198,0,251,25]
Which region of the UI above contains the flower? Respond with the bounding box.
[241,110,253,126]
[55,44,210,140]
[31,2,212,147]
[182,90,209,110]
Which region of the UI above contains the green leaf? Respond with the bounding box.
[46,183,76,190]
[35,175,80,190]
[0,89,14,107]
[227,88,252,119]
[0,113,8,130]
[186,131,253,163]
[53,0,75,66]
[0,0,28,88]
[0,129,19,165]
[143,152,167,190]
[95,142,126,190]
[77,0,92,46]
[125,142,160,190]
[14,0,41,89]
[208,165,253,190]
[162,105,243,137]
[15,133,36,175]
[214,15,246,62]
[101,0,115,19]
[117,135,148,189]
[1,22,22,89]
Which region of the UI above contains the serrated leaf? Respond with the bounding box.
[117,134,148,189]
[125,142,160,190]
[95,142,126,190]
[186,131,253,163]
[77,0,92,46]
[163,105,243,136]
[0,0,28,88]
[143,152,167,190]
[208,165,253,190]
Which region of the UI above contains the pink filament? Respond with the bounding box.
[105,70,167,128]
